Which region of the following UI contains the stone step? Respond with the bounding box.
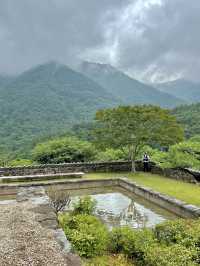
[0,172,84,183]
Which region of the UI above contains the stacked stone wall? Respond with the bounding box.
[0,160,199,183]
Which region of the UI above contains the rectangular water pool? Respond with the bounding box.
[58,186,178,229]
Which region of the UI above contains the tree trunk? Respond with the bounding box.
[131,159,136,172]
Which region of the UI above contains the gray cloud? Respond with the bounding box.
[106,0,200,81]
[0,0,200,82]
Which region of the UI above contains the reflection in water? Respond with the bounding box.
[69,192,171,229]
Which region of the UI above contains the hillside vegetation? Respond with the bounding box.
[155,79,200,104]
[0,62,119,157]
[79,61,184,108]
[172,103,200,138]
[0,61,199,159]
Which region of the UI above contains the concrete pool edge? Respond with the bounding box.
[118,178,200,219]
[0,177,200,218]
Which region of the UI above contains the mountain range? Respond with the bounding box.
[154,79,200,103]
[0,61,199,156]
[78,61,184,108]
[0,62,119,156]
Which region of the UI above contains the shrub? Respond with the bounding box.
[154,219,189,245]
[109,227,137,258]
[59,213,101,231]
[72,196,97,215]
[153,219,200,265]
[109,227,156,260]
[155,140,200,170]
[133,229,156,261]
[32,136,97,164]
[144,244,198,266]
[95,148,128,162]
[59,213,109,258]
[85,254,132,266]
[8,159,33,166]
[69,223,109,257]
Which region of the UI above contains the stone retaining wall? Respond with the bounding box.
[0,178,119,196]
[118,178,200,219]
[0,161,133,176]
[0,161,199,183]
[1,178,200,218]
[151,165,198,183]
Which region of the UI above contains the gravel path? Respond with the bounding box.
[0,201,80,266]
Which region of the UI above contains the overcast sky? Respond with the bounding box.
[0,0,200,82]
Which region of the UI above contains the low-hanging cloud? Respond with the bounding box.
[0,0,200,82]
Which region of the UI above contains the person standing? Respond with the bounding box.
[143,153,150,172]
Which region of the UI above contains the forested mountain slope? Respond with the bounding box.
[155,79,200,103]
[0,62,119,156]
[172,103,200,138]
[78,61,184,108]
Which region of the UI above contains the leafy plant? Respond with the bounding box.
[59,213,109,258]
[154,219,189,245]
[8,159,33,166]
[109,227,156,261]
[84,254,132,266]
[144,244,198,266]
[109,227,137,258]
[95,148,128,162]
[32,136,97,164]
[72,196,97,215]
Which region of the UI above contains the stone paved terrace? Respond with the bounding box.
[0,187,81,266]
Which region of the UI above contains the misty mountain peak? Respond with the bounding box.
[81,61,119,75]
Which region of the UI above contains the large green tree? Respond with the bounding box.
[93,105,184,171]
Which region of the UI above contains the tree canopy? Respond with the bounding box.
[93,105,184,171]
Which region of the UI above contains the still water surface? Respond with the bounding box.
[64,187,178,229]
[0,186,178,228]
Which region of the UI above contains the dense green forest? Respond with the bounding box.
[0,62,199,164]
[0,62,119,158]
[3,105,200,171]
[172,103,200,138]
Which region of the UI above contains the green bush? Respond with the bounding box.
[69,223,109,257]
[59,212,200,262]
[95,148,128,162]
[59,213,109,258]
[8,159,33,166]
[133,229,156,261]
[109,227,137,258]
[109,227,156,260]
[154,219,189,245]
[153,219,200,265]
[154,140,200,170]
[59,213,100,231]
[72,196,97,215]
[32,136,97,164]
[144,244,198,266]
[109,220,200,265]
[183,219,200,248]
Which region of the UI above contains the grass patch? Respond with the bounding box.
[85,172,200,207]
[83,254,133,266]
